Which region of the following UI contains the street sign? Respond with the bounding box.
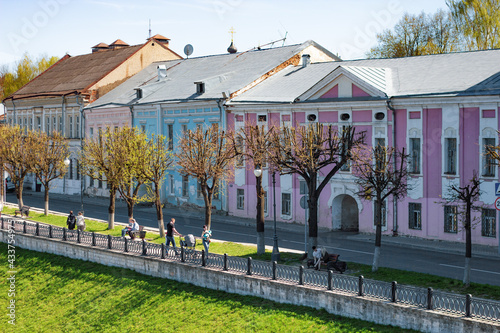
[300,195,308,209]
[496,183,500,196]
[496,197,500,211]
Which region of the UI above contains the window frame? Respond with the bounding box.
[481,208,496,238]
[444,205,458,233]
[408,202,422,230]
[236,189,245,210]
[281,192,291,216]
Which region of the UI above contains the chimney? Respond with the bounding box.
[150,34,170,47]
[92,42,109,53]
[109,39,129,50]
[302,54,311,68]
[157,65,167,80]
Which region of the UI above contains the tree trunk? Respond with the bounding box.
[107,188,116,230]
[372,198,383,272]
[126,198,134,218]
[372,245,381,272]
[464,201,472,286]
[16,181,24,209]
[463,257,471,286]
[0,165,4,205]
[44,186,49,216]
[155,182,165,237]
[204,194,213,230]
[307,197,319,258]
[256,175,265,255]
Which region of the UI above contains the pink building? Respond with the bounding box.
[226,50,500,248]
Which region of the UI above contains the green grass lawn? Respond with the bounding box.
[0,244,416,333]
[3,205,500,301]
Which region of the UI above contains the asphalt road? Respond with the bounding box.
[7,191,500,286]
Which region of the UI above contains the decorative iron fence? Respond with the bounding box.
[2,217,499,323]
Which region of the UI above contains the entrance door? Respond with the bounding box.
[332,194,359,231]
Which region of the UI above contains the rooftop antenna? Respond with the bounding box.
[148,19,151,38]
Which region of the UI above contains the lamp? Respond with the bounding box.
[253,168,262,178]
[63,158,70,194]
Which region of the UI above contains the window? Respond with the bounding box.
[281,193,291,216]
[89,127,94,138]
[374,138,386,172]
[483,138,496,177]
[141,125,146,133]
[409,138,420,174]
[69,116,73,138]
[409,203,421,230]
[76,160,80,180]
[213,181,220,200]
[264,191,268,213]
[182,175,189,197]
[168,124,173,150]
[59,116,62,135]
[69,159,73,179]
[482,209,496,237]
[444,205,458,233]
[89,176,94,187]
[445,138,457,175]
[197,180,203,198]
[237,189,245,210]
[182,124,188,137]
[196,82,205,94]
[169,175,175,194]
[46,116,50,134]
[36,117,41,131]
[235,135,244,167]
[258,114,267,123]
[53,116,57,133]
[76,115,80,138]
[299,180,308,195]
[374,200,387,227]
[98,179,103,189]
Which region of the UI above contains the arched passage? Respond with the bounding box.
[332,194,359,231]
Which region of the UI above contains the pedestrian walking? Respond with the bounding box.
[165,218,182,254]
[76,211,86,231]
[201,225,212,258]
[66,211,76,230]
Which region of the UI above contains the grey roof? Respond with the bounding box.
[229,48,500,104]
[86,40,338,109]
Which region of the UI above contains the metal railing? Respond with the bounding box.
[2,217,499,323]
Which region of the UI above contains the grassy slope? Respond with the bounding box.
[2,206,500,301]
[0,244,416,333]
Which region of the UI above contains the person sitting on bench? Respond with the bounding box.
[122,218,139,238]
[312,246,322,270]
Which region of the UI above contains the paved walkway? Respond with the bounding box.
[6,190,500,259]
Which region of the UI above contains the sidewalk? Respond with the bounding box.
[7,190,500,259]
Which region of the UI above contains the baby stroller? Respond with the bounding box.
[180,234,196,250]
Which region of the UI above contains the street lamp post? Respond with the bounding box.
[63,158,70,194]
[253,167,265,254]
[271,171,280,262]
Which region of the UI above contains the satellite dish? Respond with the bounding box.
[184,44,194,58]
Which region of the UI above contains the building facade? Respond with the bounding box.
[226,50,500,247]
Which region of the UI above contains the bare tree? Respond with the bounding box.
[113,127,150,219]
[440,171,482,286]
[351,145,411,272]
[269,123,364,256]
[140,134,174,237]
[176,125,236,230]
[0,126,33,209]
[30,131,70,215]
[80,127,122,229]
[234,124,274,254]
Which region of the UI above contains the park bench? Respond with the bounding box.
[307,252,347,273]
[129,226,146,240]
[14,205,30,218]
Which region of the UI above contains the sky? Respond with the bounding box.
[0,0,450,69]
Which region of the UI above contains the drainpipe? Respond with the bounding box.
[217,97,228,214]
[387,98,398,236]
[129,105,134,128]
[77,94,85,212]
[61,96,66,137]
[12,99,17,125]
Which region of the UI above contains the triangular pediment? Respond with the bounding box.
[298,66,390,101]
